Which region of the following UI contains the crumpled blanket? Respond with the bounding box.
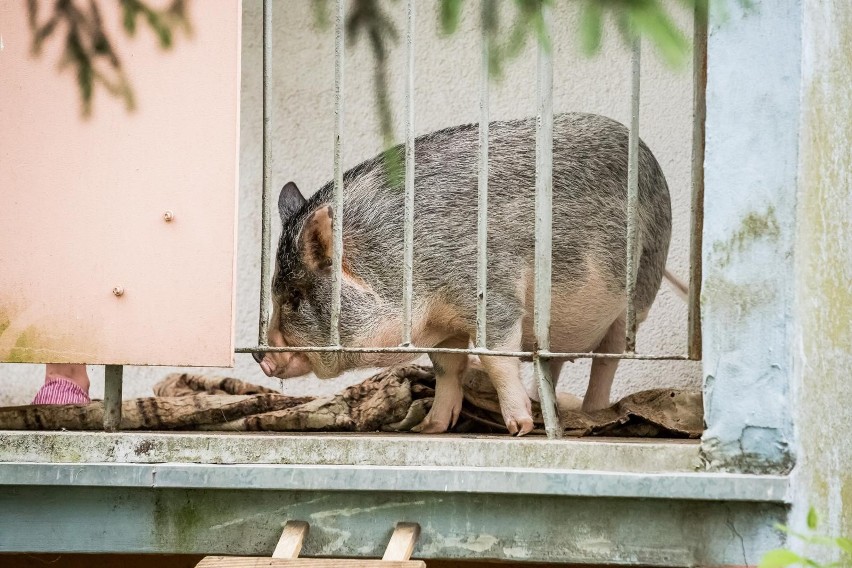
[0,366,703,437]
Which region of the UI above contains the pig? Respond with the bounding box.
[254,112,672,436]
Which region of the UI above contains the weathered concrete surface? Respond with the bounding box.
[0,462,789,502]
[701,0,801,473]
[0,486,786,565]
[790,0,852,559]
[0,431,701,472]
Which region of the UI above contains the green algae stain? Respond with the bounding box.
[711,206,781,268]
[796,0,852,541]
[5,326,41,363]
[153,492,206,552]
[0,309,10,338]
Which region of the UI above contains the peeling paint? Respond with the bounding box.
[310,500,429,520]
[502,546,531,559]
[425,533,499,554]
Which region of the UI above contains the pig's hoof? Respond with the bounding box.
[411,406,460,434]
[497,393,534,436]
[505,414,535,436]
[411,417,449,434]
[412,378,463,434]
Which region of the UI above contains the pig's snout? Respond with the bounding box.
[254,348,313,379]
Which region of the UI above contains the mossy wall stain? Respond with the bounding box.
[710,206,781,268]
[702,273,777,322]
[793,0,852,551]
[701,206,790,472]
[6,326,41,363]
[0,302,100,363]
[154,493,206,552]
[0,309,10,338]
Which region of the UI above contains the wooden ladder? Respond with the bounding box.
[197,521,424,567]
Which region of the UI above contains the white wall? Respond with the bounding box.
[0,0,700,407]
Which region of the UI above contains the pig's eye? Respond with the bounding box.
[289,290,302,311]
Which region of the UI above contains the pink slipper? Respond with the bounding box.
[32,375,91,405]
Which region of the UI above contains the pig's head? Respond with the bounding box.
[254,182,391,380]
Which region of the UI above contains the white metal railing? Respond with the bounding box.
[533,2,559,436]
[235,0,706,440]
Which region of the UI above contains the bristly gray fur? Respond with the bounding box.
[273,112,671,369]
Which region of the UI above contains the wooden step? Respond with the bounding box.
[197,521,424,568]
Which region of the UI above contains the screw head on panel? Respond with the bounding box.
[163,210,175,222]
[112,287,124,297]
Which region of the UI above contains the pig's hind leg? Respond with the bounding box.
[582,311,634,412]
[412,335,468,434]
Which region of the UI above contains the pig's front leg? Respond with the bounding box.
[412,335,468,434]
[479,323,534,436]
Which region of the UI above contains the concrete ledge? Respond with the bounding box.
[0,431,701,472]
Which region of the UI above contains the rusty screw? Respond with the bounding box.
[163,210,174,222]
[112,287,124,297]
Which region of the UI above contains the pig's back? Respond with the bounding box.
[334,112,671,338]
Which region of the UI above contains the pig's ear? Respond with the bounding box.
[278,182,307,223]
[301,205,334,272]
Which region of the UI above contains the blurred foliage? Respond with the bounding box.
[310,0,713,184]
[759,507,852,568]
[27,0,191,117]
[28,0,745,183]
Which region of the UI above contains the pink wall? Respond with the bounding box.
[0,1,241,366]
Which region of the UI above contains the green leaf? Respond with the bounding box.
[835,537,852,555]
[122,4,138,35]
[532,8,551,54]
[627,2,690,68]
[759,549,807,568]
[311,0,330,29]
[439,0,464,35]
[145,11,173,48]
[579,1,604,55]
[807,508,819,530]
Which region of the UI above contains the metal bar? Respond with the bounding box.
[625,37,641,353]
[235,345,690,360]
[533,3,560,439]
[475,2,489,349]
[688,2,708,361]
[258,0,273,346]
[0,462,790,504]
[401,0,415,346]
[103,364,123,432]
[330,0,345,346]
